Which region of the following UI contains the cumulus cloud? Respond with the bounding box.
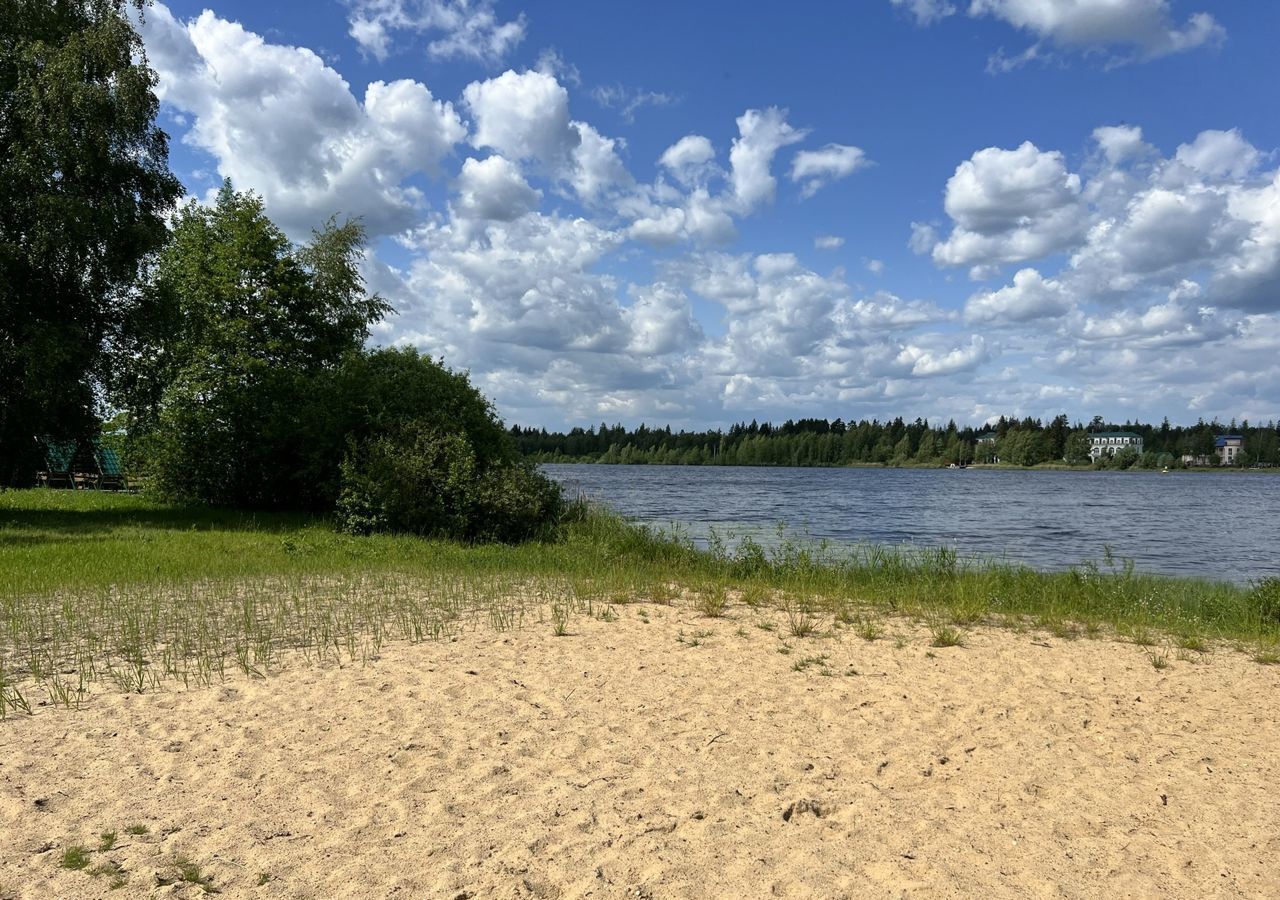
[968,0,1224,60]
[452,155,540,221]
[897,0,1224,68]
[463,69,577,166]
[461,69,631,205]
[728,108,809,212]
[1073,295,1236,348]
[624,284,704,355]
[568,121,631,203]
[1093,124,1150,165]
[790,143,871,198]
[840,292,951,330]
[626,110,821,248]
[896,336,989,377]
[815,235,845,250]
[659,135,719,188]
[1209,171,1280,310]
[345,0,526,64]
[1175,129,1261,182]
[395,212,628,358]
[1070,187,1232,291]
[964,268,1071,324]
[927,141,1086,269]
[1055,126,1280,312]
[141,5,466,237]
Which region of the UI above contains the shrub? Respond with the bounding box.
[336,419,563,543]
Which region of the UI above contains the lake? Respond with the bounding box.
[541,464,1280,584]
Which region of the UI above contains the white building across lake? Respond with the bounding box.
[1089,431,1143,461]
[1215,435,1244,465]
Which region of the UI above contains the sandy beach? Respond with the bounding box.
[2,604,1277,899]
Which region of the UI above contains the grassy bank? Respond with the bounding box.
[2,489,1277,715]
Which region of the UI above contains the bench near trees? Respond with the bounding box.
[35,439,127,491]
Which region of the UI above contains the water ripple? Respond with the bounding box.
[544,464,1280,584]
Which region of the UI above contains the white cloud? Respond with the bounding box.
[567,121,631,203]
[1174,129,1261,182]
[659,135,719,188]
[928,141,1086,268]
[141,5,466,238]
[1074,296,1235,348]
[1070,186,1232,291]
[452,155,540,221]
[626,108,825,250]
[396,212,628,358]
[627,207,687,246]
[591,84,677,123]
[345,0,526,64]
[463,69,578,167]
[840,292,951,330]
[964,268,1071,324]
[909,222,939,254]
[815,235,845,250]
[896,336,989,377]
[533,48,581,87]
[624,284,703,355]
[684,189,739,244]
[864,258,885,275]
[896,0,1224,69]
[967,0,1225,66]
[462,70,632,205]
[890,0,956,24]
[1093,124,1150,166]
[626,186,738,247]
[790,143,871,198]
[1211,171,1280,311]
[728,108,809,212]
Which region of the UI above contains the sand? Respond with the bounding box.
[2,604,1278,899]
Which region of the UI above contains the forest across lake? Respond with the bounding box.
[516,416,1280,469]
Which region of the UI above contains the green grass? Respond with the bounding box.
[156,855,218,893]
[60,845,91,870]
[929,624,966,648]
[2,489,1278,713]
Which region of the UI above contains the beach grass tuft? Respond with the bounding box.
[60,845,91,871]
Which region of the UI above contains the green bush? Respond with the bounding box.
[336,420,563,542]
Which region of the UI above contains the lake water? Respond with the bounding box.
[541,464,1280,584]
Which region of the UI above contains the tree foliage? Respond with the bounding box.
[333,347,565,542]
[0,0,182,483]
[127,186,562,540]
[122,185,385,507]
[514,415,1280,470]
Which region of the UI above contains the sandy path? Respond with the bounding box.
[1,605,1277,899]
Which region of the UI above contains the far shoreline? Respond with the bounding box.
[535,458,1280,475]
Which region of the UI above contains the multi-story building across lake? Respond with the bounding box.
[1216,435,1244,465]
[1089,431,1143,461]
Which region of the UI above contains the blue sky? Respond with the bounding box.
[140,1,1280,429]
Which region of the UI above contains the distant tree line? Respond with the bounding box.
[512,414,1280,469]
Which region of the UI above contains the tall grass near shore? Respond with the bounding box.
[2,490,1276,715]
